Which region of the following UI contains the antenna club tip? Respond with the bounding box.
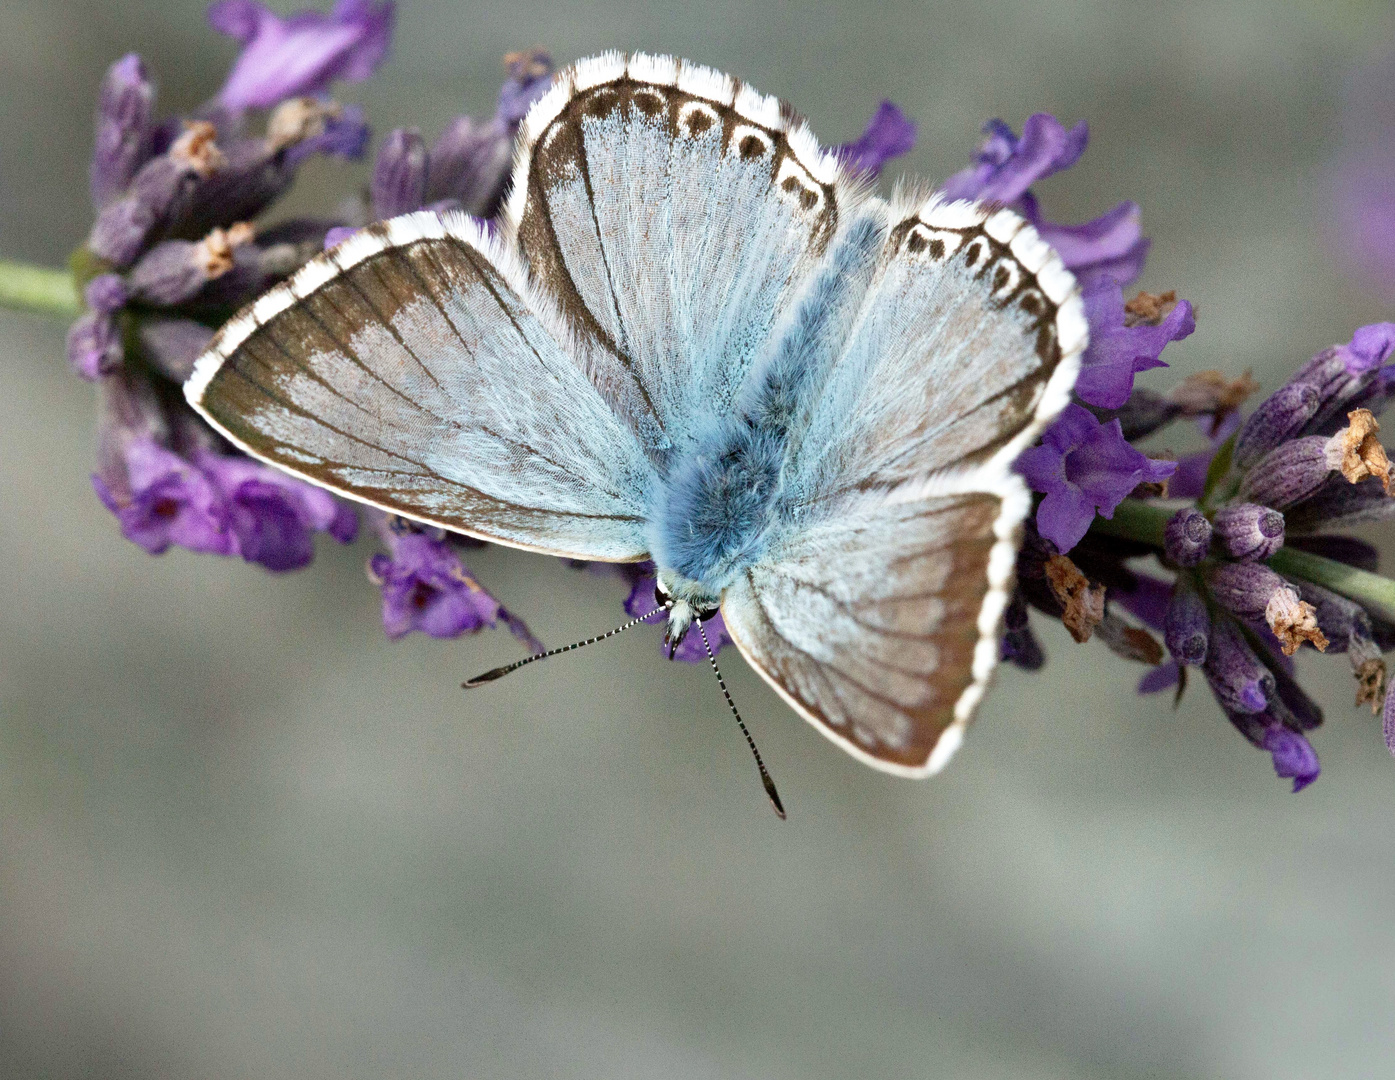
[462,666,510,688]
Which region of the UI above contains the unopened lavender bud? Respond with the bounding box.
[126,224,254,305]
[1212,502,1285,561]
[84,273,128,314]
[425,115,511,215]
[1203,617,1274,713]
[66,311,123,381]
[1237,437,1332,509]
[1163,507,1211,566]
[497,48,554,125]
[371,127,428,218]
[1163,578,1210,665]
[91,54,154,208]
[1206,561,1287,620]
[86,125,222,268]
[1233,383,1320,468]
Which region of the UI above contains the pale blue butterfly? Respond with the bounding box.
[185,52,1087,810]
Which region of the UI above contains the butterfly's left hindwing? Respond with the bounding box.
[186,213,656,561]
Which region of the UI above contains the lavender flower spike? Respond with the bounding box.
[837,101,917,178]
[211,0,396,111]
[1014,404,1176,552]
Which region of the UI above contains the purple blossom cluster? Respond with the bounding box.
[959,112,1395,791]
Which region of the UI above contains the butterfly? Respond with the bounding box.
[185,51,1086,799]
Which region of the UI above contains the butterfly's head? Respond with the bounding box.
[654,568,721,660]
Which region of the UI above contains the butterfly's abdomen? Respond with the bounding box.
[652,422,784,590]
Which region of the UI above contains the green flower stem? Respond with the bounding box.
[1090,498,1395,623]
[0,259,81,318]
[1089,498,1171,547]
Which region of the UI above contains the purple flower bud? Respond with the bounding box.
[1203,617,1274,713]
[1292,580,1373,654]
[211,0,396,112]
[126,224,255,306]
[1206,562,1287,621]
[1014,404,1177,552]
[1212,503,1285,561]
[1233,383,1321,468]
[1285,324,1395,436]
[195,451,356,571]
[135,317,215,382]
[837,101,917,178]
[371,127,428,218]
[1073,281,1195,410]
[91,54,154,208]
[940,114,1087,205]
[1163,507,1211,567]
[66,311,123,381]
[1237,436,1333,509]
[1164,578,1210,665]
[368,531,505,639]
[1282,473,1395,532]
[85,273,128,314]
[87,155,197,268]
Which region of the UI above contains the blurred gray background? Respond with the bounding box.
[4,1,1395,1077]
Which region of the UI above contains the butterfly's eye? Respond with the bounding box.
[694,604,720,623]
[654,582,674,608]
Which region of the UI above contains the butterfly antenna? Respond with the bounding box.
[462,612,653,688]
[695,616,786,820]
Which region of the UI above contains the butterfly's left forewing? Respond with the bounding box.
[724,197,1086,775]
[186,212,656,561]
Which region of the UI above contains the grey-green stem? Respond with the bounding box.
[1091,497,1395,624]
[0,259,81,318]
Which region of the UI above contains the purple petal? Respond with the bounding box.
[372,532,501,640]
[1033,485,1097,552]
[96,438,233,556]
[1138,659,1181,694]
[213,0,396,111]
[323,225,358,249]
[940,113,1087,204]
[1260,722,1320,792]
[1030,200,1147,283]
[1075,282,1196,409]
[837,101,917,178]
